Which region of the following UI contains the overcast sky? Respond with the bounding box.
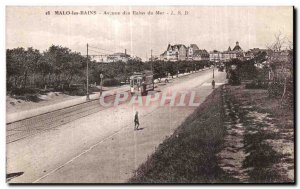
[6,6,293,60]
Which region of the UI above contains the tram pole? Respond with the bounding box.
[150,49,153,72]
[213,61,215,79]
[86,43,90,101]
[151,49,154,89]
[100,73,103,96]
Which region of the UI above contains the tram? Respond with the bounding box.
[130,71,154,96]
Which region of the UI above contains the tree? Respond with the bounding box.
[23,47,41,88]
[45,45,73,88]
[7,48,26,89]
[36,51,54,88]
[6,47,40,89]
[153,61,165,79]
[266,31,293,106]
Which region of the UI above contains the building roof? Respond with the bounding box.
[232,41,242,51]
[194,49,209,56]
[211,50,220,53]
[167,44,187,51]
[160,51,167,56]
[189,44,199,51]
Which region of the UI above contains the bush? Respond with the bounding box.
[245,80,268,89]
[9,87,38,96]
[268,82,284,98]
[228,69,241,85]
[103,78,120,87]
[63,85,99,96]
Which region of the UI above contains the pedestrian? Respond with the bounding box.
[134,111,139,130]
[212,79,215,89]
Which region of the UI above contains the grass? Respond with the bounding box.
[128,84,294,183]
[224,85,294,183]
[128,87,238,183]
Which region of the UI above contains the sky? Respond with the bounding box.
[6,6,293,61]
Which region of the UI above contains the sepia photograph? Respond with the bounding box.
[5,6,294,184]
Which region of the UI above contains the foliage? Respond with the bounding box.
[7,45,212,96]
[266,32,293,106]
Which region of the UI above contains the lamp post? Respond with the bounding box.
[100,73,104,96]
[150,49,154,89]
[176,61,179,78]
[213,61,215,79]
[150,49,153,72]
[86,43,90,101]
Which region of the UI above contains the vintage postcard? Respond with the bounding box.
[6,6,294,183]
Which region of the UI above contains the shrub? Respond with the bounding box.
[103,78,120,87]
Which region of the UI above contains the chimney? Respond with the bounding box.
[125,49,127,55]
[236,41,239,46]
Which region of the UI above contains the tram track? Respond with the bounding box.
[6,91,130,144]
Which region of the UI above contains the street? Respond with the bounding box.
[7,69,226,183]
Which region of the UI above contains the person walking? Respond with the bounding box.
[212,79,215,89]
[134,111,139,130]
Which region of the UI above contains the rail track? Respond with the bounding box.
[6,91,130,144]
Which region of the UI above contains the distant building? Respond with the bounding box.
[160,41,249,62]
[160,43,209,61]
[91,49,142,63]
[216,41,244,62]
[231,41,244,59]
[209,50,222,62]
[187,44,200,60]
[221,48,237,62]
[160,44,187,61]
[107,52,131,62]
[90,55,109,63]
[232,41,242,51]
[187,44,209,61]
[193,49,210,61]
[167,44,188,61]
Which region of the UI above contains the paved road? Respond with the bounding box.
[7,69,226,183]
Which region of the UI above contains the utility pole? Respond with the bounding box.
[177,61,179,78]
[86,43,90,101]
[212,55,215,79]
[211,56,215,90]
[151,49,154,89]
[150,49,153,72]
[100,73,104,96]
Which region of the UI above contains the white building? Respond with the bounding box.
[160,44,209,61]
